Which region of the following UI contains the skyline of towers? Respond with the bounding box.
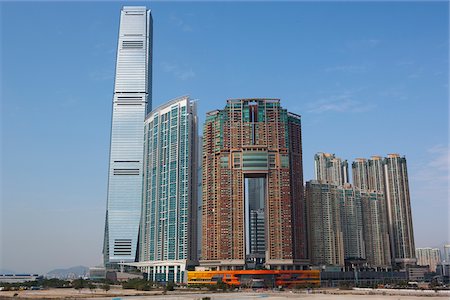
[103,6,153,267]
[351,154,416,267]
[138,96,198,283]
[101,6,421,280]
[305,181,391,268]
[307,152,416,269]
[201,99,308,270]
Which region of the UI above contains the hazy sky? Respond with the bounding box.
[1,1,448,274]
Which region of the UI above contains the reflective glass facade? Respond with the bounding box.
[104,6,152,266]
[139,96,198,283]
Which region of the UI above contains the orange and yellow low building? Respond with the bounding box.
[187,270,320,288]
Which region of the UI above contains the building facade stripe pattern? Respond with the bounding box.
[353,154,416,267]
[314,153,349,186]
[138,96,198,283]
[337,185,365,261]
[201,99,307,270]
[384,154,416,266]
[103,6,152,266]
[416,248,441,272]
[306,181,344,267]
[352,158,391,268]
[360,191,391,268]
[307,152,416,269]
[306,179,392,268]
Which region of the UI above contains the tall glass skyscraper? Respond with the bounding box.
[138,96,198,283]
[103,6,153,267]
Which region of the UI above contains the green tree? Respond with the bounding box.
[72,278,85,293]
[88,282,96,293]
[101,283,110,293]
[165,282,175,291]
[122,278,154,291]
[216,279,228,291]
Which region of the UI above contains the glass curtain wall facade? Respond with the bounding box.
[138,96,197,283]
[103,6,152,267]
[245,177,266,268]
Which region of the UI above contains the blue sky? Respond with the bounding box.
[1,1,448,274]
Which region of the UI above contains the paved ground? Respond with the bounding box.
[1,288,449,299]
[88,292,450,300]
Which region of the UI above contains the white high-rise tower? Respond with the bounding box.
[103,6,152,267]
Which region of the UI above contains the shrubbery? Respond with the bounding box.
[165,282,175,291]
[0,278,71,290]
[122,278,154,291]
[338,281,353,290]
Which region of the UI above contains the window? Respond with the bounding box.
[122,40,144,49]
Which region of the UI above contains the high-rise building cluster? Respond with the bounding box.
[103,6,420,283]
[306,153,416,269]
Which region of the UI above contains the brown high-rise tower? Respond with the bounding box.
[201,99,308,270]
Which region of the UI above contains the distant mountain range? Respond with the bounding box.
[46,266,89,279]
